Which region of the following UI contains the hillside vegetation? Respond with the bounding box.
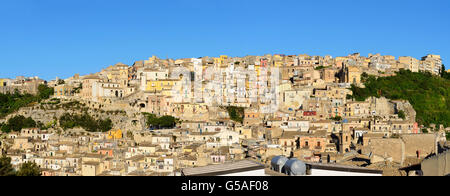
[222,106,245,123]
[350,70,450,127]
[59,113,113,132]
[0,85,54,118]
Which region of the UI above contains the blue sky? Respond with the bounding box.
[0,0,449,80]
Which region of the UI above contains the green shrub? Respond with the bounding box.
[144,113,178,129]
[59,113,113,132]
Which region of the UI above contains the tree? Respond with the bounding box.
[0,92,35,118]
[346,94,353,100]
[127,131,134,139]
[146,113,160,128]
[16,162,41,176]
[1,123,11,133]
[59,113,114,132]
[98,118,113,132]
[159,116,177,128]
[314,66,326,70]
[361,72,369,82]
[37,84,54,101]
[0,84,54,118]
[398,110,406,120]
[7,115,37,132]
[330,116,342,121]
[144,113,178,129]
[442,64,450,80]
[59,113,77,130]
[224,106,244,123]
[0,156,16,176]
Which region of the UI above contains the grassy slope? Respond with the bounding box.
[351,70,450,127]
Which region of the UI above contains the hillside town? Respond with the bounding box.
[1,53,449,176]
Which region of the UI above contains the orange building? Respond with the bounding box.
[98,149,114,157]
[107,129,122,140]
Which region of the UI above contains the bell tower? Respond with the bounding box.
[339,130,352,153]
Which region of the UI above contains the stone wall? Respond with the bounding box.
[0,85,39,95]
[400,134,437,158]
[394,100,416,122]
[372,97,394,116]
[368,134,438,165]
[133,132,153,144]
[421,150,450,176]
[263,148,284,160]
[369,138,405,164]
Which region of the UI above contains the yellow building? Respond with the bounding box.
[146,79,179,92]
[274,61,284,67]
[107,129,123,140]
[346,66,362,85]
[0,79,5,87]
[399,56,420,72]
[119,69,129,79]
[54,84,74,98]
[220,55,228,65]
[81,162,103,176]
[183,147,194,154]
[144,56,159,66]
[255,64,261,77]
[420,54,442,75]
[273,55,284,67]
[213,55,229,67]
[335,56,350,62]
[236,126,252,140]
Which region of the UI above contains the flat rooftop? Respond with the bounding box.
[182,160,265,176]
[306,162,383,174]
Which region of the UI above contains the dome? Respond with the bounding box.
[271,156,288,166]
[284,158,307,176]
[271,156,289,172]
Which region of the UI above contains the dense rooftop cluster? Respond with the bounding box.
[0,53,449,176]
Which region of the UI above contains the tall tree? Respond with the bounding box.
[0,156,16,176]
[442,64,450,80]
[16,162,41,176]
